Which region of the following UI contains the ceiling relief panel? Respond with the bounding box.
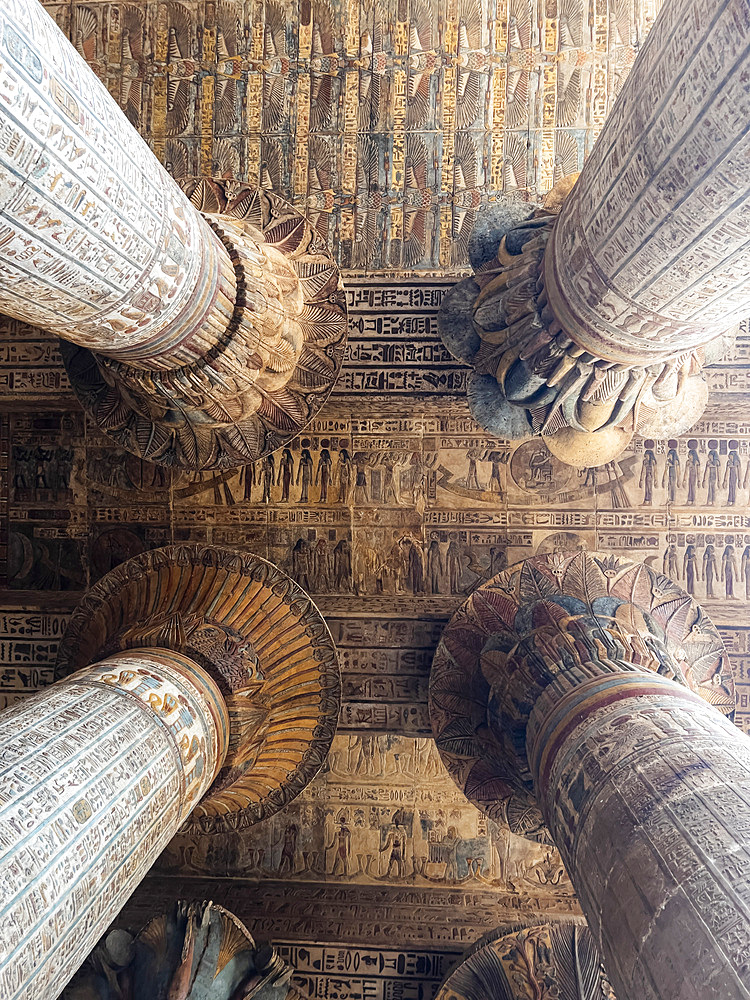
[40,0,660,274]
[4,0,750,997]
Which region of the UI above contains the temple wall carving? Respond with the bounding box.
[6,0,750,997]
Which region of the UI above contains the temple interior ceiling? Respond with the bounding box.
[5,0,750,998]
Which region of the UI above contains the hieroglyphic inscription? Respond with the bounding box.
[0,651,223,1000]
[278,942,460,1000]
[0,1,214,351]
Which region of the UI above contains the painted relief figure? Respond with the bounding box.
[426,534,444,593]
[639,440,657,505]
[278,448,294,502]
[488,451,503,494]
[703,440,720,505]
[703,543,718,598]
[683,439,700,504]
[382,455,400,505]
[240,461,255,501]
[328,816,352,876]
[662,440,680,503]
[723,440,742,506]
[316,447,332,502]
[406,538,424,594]
[465,450,480,490]
[684,544,700,595]
[663,542,679,581]
[447,534,462,593]
[334,538,352,589]
[742,546,750,599]
[313,538,333,591]
[297,448,314,503]
[336,446,352,503]
[353,453,369,503]
[261,453,275,503]
[722,544,738,599]
[277,822,299,874]
[292,538,312,589]
[380,812,408,878]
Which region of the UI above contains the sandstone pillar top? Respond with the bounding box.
[429,549,733,840]
[56,543,341,832]
[0,0,348,470]
[440,0,750,467]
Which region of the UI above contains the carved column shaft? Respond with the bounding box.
[441,0,750,464]
[0,0,347,469]
[431,552,747,1000]
[0,648,228,1000]
[0,0,237,371]
[546,0,750,363]
[529,670,750,1000]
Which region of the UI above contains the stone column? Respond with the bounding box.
[0,648,228,1000]
[430,551,749,1000]
[0,0,347,470]
[0,541,340,1000]
[440,0,750,466]
[529,669,750,999]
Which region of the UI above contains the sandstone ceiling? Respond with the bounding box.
[5,1,750,998]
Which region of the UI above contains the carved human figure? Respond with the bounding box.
[743,546,750,601]
[329,817,352,876]
[441,826,460,881]
[316,449,332,503]
[336,448,353,504]
[407,539,424,594]
[261,453,275,503]
[291,538,312,590]
[722,544,738,599]
[313,538,333,592]
[354,734,377,775]
[488,453,503,495]
[465,451,480,491]
[663,542,679,581]
[382,456,400,505]
[724,441,742,506]
[683,544,700,596]
[278,821,299,874]
[297,449,314,503]
[354,454,369,504]
[662,441,680,503]
[447,535,462,594]
[278,448,295,502]
[409,453,428,505]
[581,465,599,489]
[426,534,444,594]
[703,543,718,598]
[682,440,700,505]
[240,461,255,501]
[639,443,658,505]
[703,441,721,505]
[334,538,352,590]
[380,815,408,879]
